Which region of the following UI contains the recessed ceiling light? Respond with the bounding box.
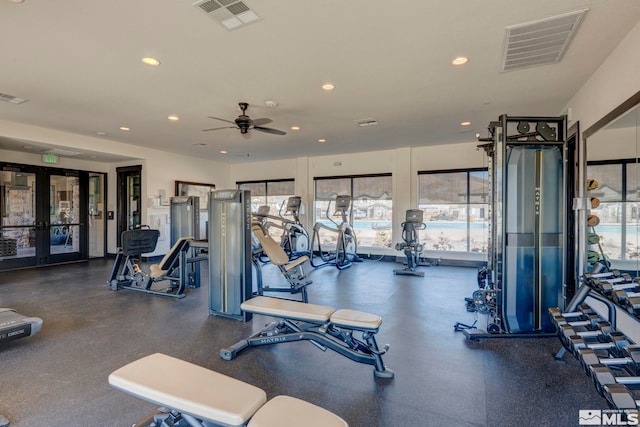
[142,57,161,66]
[322,84,335,91]
[119,126,130,131]
[220,150,228,154]
[291,126,300,131]
[460,121,471,126]
[96,131,108,136]
[451,57,469,66]
[265,100,278,108]
[318,138,326,143]
[22,145,32,149]
[168,115,179,121]
[8,0,25,3]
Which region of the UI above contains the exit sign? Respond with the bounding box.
[42,154,58,164]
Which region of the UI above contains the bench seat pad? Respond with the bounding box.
[108,353,267,426]
[241,296,334,323]
[249,395,348,427]
[331,309,382,331]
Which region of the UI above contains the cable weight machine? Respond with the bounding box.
[463,115,568,337]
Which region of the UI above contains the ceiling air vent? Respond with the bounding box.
[0,92,29,104]
[501,9,588,72]
[355,118,379,127]
[192,0,261,30]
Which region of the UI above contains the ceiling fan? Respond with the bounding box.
[202,102,287,136]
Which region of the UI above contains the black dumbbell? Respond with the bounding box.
[596,275,635,295]
[612,289,640,305]
[603,383,640,409]
[570,332,631,357]
[579,345,640,376]
[625,296,640,316]
[584,270,621,280]
[589,364,640,397]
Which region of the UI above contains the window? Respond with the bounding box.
[237,179,295,215]
[587,159,640,261]
[417,169,489,252]
[314,174,392,248]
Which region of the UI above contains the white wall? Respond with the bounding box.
[0,121,231,255]
[230,143,485,256]
[565,20,640,134]
[3,19,640,260]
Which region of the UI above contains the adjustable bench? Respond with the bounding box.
[109,353,348,427]
[108,228,193,299]
[220,296,394,378]
[252,225,312,302]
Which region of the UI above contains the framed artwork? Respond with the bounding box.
[175,181,215,210]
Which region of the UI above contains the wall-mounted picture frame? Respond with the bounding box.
[175,181,215,210]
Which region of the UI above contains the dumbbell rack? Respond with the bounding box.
[551,270,640,409]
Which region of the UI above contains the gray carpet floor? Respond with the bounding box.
[0,258,606,426]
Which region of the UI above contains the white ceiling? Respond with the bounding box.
[1,0,639,164]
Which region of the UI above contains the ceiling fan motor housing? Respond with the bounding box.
[235,115,252,133]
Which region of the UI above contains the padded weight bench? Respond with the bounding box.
[221,296,394,378]
[108,228,193,299]
[252,225,312,303]
[109,353,348,427]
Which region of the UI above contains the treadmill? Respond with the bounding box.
[1,308,43,427]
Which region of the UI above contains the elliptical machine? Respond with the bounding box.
[393,209,428,277]
[279,196,310,259]
[310,194,362,270]
[252,196,310,260]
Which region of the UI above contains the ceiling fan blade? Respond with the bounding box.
[207,116,236,124]
[254,126,287,136]
[252,118,273,126]
[202,125,236,132]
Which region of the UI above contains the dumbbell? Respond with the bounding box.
[596,275,635,295]
[570,332,631,358]
[626,296,640,316]
[603,383,640,409]
[549,306,594,323]
[584,270,621,281]
[612,289,640,305]
[589,363,640,397]
[560,320,613,354]
[579,345,640,377]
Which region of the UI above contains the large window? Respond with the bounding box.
[417,169,489,252]
[237,179,295,215]
[587,159,640,262]
[314,174,392,248]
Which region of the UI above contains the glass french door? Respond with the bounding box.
[0,164,88,270]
